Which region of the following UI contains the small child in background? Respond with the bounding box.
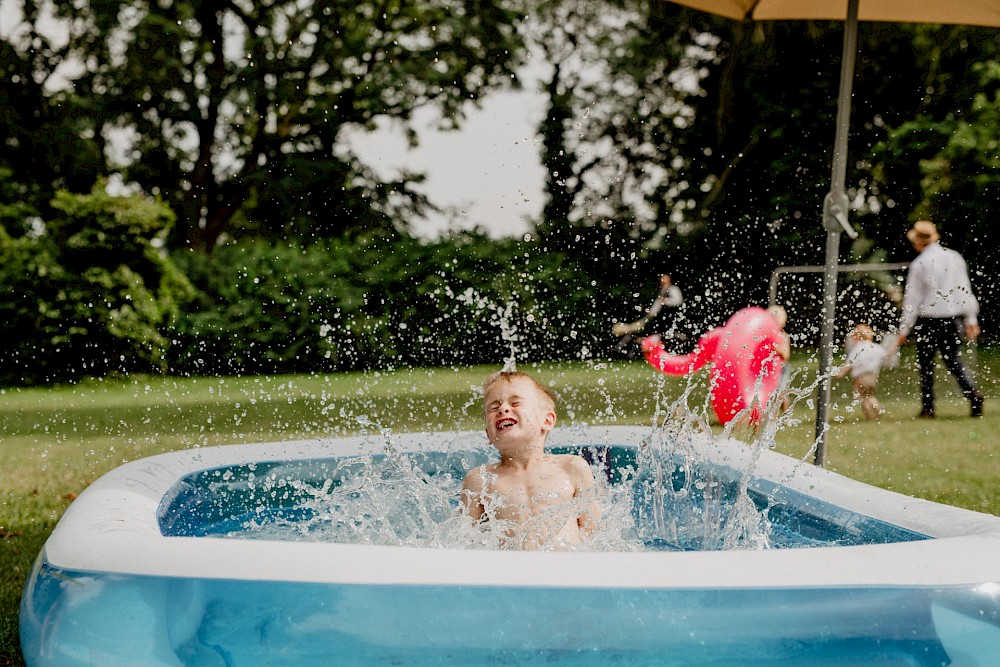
[767,305,792,412]
[835,324,888,420]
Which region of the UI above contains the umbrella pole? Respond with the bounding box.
[814,0,860,466]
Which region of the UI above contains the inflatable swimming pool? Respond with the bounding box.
[20,426,1000,665]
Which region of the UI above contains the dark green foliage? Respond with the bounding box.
[0,184,195,385]
[0,168,42,238]
[167,233,632,375]
[4,1,1000,375]
[870,26,1000,342]
[0,29,104,211]
[169,239,357,375]
[542,11,1000,345]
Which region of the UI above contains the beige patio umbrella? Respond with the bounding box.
[664,0,1000,465]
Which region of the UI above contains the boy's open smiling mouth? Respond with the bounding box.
[496,418,517,431]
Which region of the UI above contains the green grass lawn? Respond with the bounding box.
[3,351,998,665]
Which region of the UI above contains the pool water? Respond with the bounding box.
[158,445,927,550]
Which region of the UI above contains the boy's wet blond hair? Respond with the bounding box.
[482,371,556,411]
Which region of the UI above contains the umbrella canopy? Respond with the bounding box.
[678,0,1000,25]
[663,0,1000,465]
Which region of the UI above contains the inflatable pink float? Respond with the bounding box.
[640,306,784,425]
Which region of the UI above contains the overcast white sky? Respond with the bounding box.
[349,88,548,240]
[1,0,548,240]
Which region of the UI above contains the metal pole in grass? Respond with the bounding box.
[814,0,860,468]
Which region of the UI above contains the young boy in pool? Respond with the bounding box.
[460,370,600,550]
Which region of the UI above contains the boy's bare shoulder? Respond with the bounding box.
[462,462,498,484]
[550,452,587,462]
[550,452,593,475]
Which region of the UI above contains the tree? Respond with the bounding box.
[873,27,1000,340]
[529,6,987,341]
[2,0,524,251]
[518,0,688,335]
[0,179,195,385]
[0,4,105,217]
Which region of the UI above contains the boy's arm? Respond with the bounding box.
[569,456,600,535]
[459,469,486,522]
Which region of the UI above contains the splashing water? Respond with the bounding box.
[258,296,824,553]
[449,285,521,371]
[231,396,795,553]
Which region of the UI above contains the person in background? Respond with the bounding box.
[613,274,684,351]
[836,324,887,420]
[767,304,792,412]
[893,220,984,418]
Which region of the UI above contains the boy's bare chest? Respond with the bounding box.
[493,467,575,515]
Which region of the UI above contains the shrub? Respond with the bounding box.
[168,231,619,375]
[0,185,194,385]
